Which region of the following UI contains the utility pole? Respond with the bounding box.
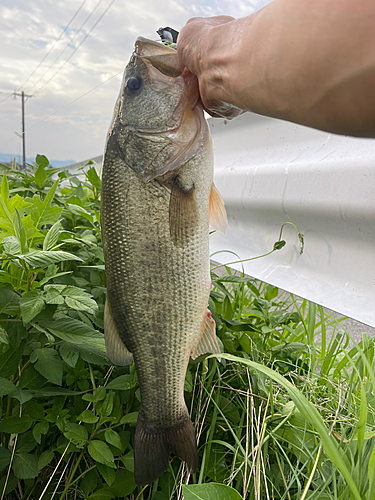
[13,91,33,168]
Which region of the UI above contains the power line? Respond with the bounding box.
[0,0,88,108]
[0,69,123,150]
[14,0,88,93]
[33,0,116,96]
[0,92,14,106]
[26,0,106,94]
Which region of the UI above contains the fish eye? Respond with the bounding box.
[126,76,142,93]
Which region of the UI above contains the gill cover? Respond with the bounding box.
[107,37,203,182]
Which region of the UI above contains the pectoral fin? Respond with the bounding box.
[104,300,133,366]
[169,176,198,246]
[191,310,221,359]
[209,183,228,234]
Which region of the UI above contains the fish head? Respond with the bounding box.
[106,37,203,182]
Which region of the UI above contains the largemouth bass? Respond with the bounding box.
[101,37,227,486]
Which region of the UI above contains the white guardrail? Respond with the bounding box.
[209,113,375,328]
[69,112,375,327]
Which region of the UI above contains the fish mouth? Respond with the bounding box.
[135,128,173,136]
[135,123,182,138]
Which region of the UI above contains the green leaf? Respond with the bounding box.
[34,165,47,188]
[80,468,98,497]
[88,441,115,468]
[59,342,109,367]
[0,288,20,315]
[182,483,243,500]
[0,327,8,345]
[77,410,99,424]
[67,204,93,223]
[44,318,105,350]
[11,389,33,404]
[96,463,116,487]
[63,423,88,449]
[0,376,16,397]
[30,348,63,385]
[86,166,101,188]
[18,365,46,390]
[44,286,65,305]
[64,290,98,313]
[87,490,115,500]
[106,374,137,391]
[357,381,367,455]
[39,264,72,286]
[24,180,62,229]
[35,154,49,169]
[368,444,375,498]
[83,386,106,403]
[120,412,138,425]
[24,400,45,420]
[16,250,83,267]
[32,421,49,444]
[273,240,286,251]
[43,220,60,251]
[20,292,45,324]
[59,343,79,368]
[0,342,24,378]
[14,209,28,253]
[13,452,39,479]
[0,447,11,472]
[0,198,12,227]
[0,214,43,243]
[119,450,134,472]
[0,416,34,434]
[38,450,54,470]
[107,469,136,497]
[72,344,109,366]
[16,431,37,454]
[1,174,9,204]
[98,391,115,418]
[104,429,122,450]
[2,235,21,254]
[222,295,233,320]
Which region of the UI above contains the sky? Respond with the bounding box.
[0,0,272,164]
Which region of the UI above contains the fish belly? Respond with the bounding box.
[101,151,211,483]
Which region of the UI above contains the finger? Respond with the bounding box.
[202,99,245,119]
[177,16,234,72]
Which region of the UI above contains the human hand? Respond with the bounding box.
[177,16,244,119]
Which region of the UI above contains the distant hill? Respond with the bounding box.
[0,153,75,169]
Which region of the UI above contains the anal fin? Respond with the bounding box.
[104,299,133,366]
[209,182,228,234]
[169,176,198,246]
[191,310,221,359]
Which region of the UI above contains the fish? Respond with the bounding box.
[100,37,228,486]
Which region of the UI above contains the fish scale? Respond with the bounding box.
[102,148,211,426]
[101,37,226,485]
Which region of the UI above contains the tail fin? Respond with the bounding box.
[134,410,198,486]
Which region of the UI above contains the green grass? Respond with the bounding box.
[0,156,374,500]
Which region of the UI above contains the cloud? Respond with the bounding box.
[0,0,272,162]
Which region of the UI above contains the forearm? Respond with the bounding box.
[179,0,375,137]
